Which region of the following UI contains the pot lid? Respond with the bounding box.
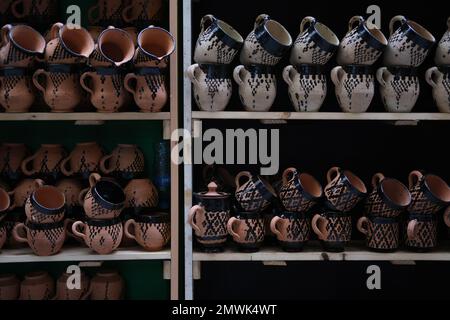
[196,181,230,198]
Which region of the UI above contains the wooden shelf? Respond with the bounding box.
[0,112,171,121]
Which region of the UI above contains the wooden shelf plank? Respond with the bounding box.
[0,112,171,121]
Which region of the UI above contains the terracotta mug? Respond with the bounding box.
[193,14,243,64]
[188,63,232,111]
[357,215,399,252]
[79,173,125,220]
[60,142,103,179]
[13,220,67,256]
[312,211,352,252]
[133,26,175,68]
[425,66,450,113]
[21,144,66,178]
[0,24,45,67]
[88,0,124,25]
[99,144,145,179]
[89,27,134,68]
[25,184,65,224]
[0,274,20,300]
[278,167,323,212]
[377,66,420,113]
[435,17,450,65]
[364,173,411,218]
[290,16,339,65]
[124,178,158,209]
[227,211,265,252]
[122,0,163,25]
[0,143,27,181]
[8,178,44,210]
[270,211,310,252]
[125,212,170,251]
[336,16,387,66]
[240,14,292,66]
[408,170,450,214]
[55,178,83,209]
[90,270,124,300]
[72,218,123,254]
[19,271,54,300]
[52,271,90,300]
[235,171,277,212]
[233,65,276,112]
[324,167,367,212]
[405,213,437,251]
[0,67,35,112]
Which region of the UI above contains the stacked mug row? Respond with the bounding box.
[0,270,124,300]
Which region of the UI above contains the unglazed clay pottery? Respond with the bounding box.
[384,15,435,67]
[377,66,420,112]
[0,274,20,300]
[21,144,66,179]
[0,143,27,182]
[79,173,125,220]
[405,213,437,251]
[19,271,54,300]
[124,67,168,112]
[133,26,175,68]
[270,211,310,252]
[189,181,230,252]
[89,27,134,68]
[55,179,83,209]
[0,68,35,112]
[193,14,243,64]
[337,16,387,66]
[33,65,83,112]
[364,173,411,218]
[228,211,265,252]
[240,14,292,66]
[312,210,352,252]
[13,220,67,256]
[0,24,45,67]
[234,64,276,111]
[125,211,170,251]
[124,178,158,209]
[100,144,145,179]
[90,270,124,300]
[72,218,123,254]
[235,171,277,212]
[122,0,163,25]
[408,170,450,214]
[53,271,90,300]
[324,167,367,212]
[283,64,327,112]
[425,66,450,113]
[25,184,65,224]
[8,178,44,210]
[188,63,232,111]
[60,142,103,179]
[331,65,374,113]
[43,22,94,64]
[278,167,322,212]
[88,0,126,26]
[357,215,399,252]
[435,17,450,65]
[290,16,339,65]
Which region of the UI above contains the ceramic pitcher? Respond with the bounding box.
[234,171,277,212]
[60,142,103,178]
[21,144,66,178]
[425,66,450,113]
[435,17,450,65]
[25,184,66,224]
[228,210,265,252]
[122,0,163,25]
[408,171,450,214]
[72,218,123,254]
[0,143,27,182]
[133,26,175,68]
[124,178,158,209]
[124,212,170,251]
[357,216,399,252]
[0,67,35,112]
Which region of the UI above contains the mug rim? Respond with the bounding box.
[305,21,339,52]
[294,172,324,200]
[57,24,94,58]
[377,178,411,209]
[340,169,367,196]
[356,23,387,51]
[198,63,231,79]
[420,174,450,206]
[202,17,243,49]
[7,24,46,55]
[400,20,435,49]
[254,19,292,57]
[252,175,277,201]
[137,26,176,60]
[31,186,66,215]
[92,180,125,210]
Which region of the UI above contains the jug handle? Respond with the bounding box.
[80,72,95,95]
[389,15,407,36]
[99,155,114,174]
[0,24,12,46]
[408,170,423,189]
[356,216,369,236]
[71,221,88,242]
[124,73,138,96]
[282,65,295,87]
[78,187,89,206]
[121,4,135,23]
[311,214,328,240]
[12,223,28,243]
[233,65,245,86]
[200,14,217,32]
[269,216,283,238]
[406,219,419,241]
[88,173,101,187]
[186,64,200,85]
[300,16,316,33]
[235,171,252,189]
[348,16,364,31]
[326,166,341,184]
[124,219,137,240]
[330,66,344,87]
[425,67,439,88]
[376,67,388,88]
[371,172,385,188]
[282,167,297,185]
[188,205,203,234]
[11,1,26,19]
[60,154,74,176]
[254,14,270,29]
[88,4,100,25]
[50,22,64,39]
[21,154,38,176]
[32,69,48,94]
[227,217,241,240]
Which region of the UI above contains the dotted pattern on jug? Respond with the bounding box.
[388,30,429,66]
[48,42,84,63]
[197,29,238,64]
[296,75,326,111]
[0,75,21,108]
[29,227,64,254]
[143,74,165,101]
[294,33,333,64]
[3,45,29,65]
[389,77,419,109]
[245,32,280,65]
[342,29,381,64]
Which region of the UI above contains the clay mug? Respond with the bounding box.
[290,16,339,65]
[124,211,170,251]
[124,178,158,209]
[52,271,90,300]
[0,24,45,67]
[324,167,367,212]
[43,22,95,64]
[193,14,243,64]
[384,15,435,67]
[72,218,123,254]
[122,0,163,25]
[33,64,84,112]
[270,211,310,252]
[8,178,44,210]
[19,271,54,300]
[124,67,168,112]
[312,210,352,252]
[21,144,66,179]
[233,64,276,111]
[227,211,265,252]
[377,66,420,113]
[78,173,125,220]
[235,171,277,212]
[188,63,232,111]
[133,26,175,68]
[0,67,35,112]
[88,0,124,26]
[405,213,437,251]
[55,179,83,209]
[425,66,450,113]
[13,220,67,256]
[25,184,65,224]
[60,142,103,179]
[331,65,375,113]
[283,64,327,112]
[278,167,323,212]
[364,173,411,218]
[357,215,399,252]
[99,144,145,180]
[408,170,450,214]
[337,16,387,65]
[435,17,450,65]
[240,14,292,66]
[90,270,124,300]
[0,143,27,181]
[0,274,20,300]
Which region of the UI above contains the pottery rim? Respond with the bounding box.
[56,24,95,58]
[5,24,45,54]
[137,26,176,60]
[342,169,367,194]
[97,27,135,66]
[216,19,244,43]
[422,174,450,204]
[378,178,411,208]
[311,22,339,45]
[405,20,436,43]
[264,19,292,46]
[32,185,65,212]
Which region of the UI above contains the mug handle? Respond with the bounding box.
[407,219,419,241]
[187,64,200,85]
[330,66,344,87]
[124,73,138,97]
[389,15,407,36]
[60,153,74,176]
[32,69,48,94]
[233,65,245,86]
[282,65,296,87]
[89,173,101,187]
[326,166,340,184]
[71,221,88,242]
[300,16,316,33]
[21,153,39,176]
[311,214,328,240]
[348,16,364,31]
[124,219,137,240]
[269,216,283,238]
[235,171,252,189]
[12,223,28,243]
[408,170,423,189]
[356,216,369,236]
[80,72,95,95]
[187,205,203,234]
[99,155,114,174]
[227,217,241,240]
[11,0,26,19]
[282,167,297,185]
[200,14,217,32]
[425,67,439,88]
[121,4,134,23]
[78,187,89,206]
[444,207,450,228]
[0,24,11,47]
[371,172,385,188]
[254,14,270,29]
[50,22,64,39]
[376,67,388,88]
